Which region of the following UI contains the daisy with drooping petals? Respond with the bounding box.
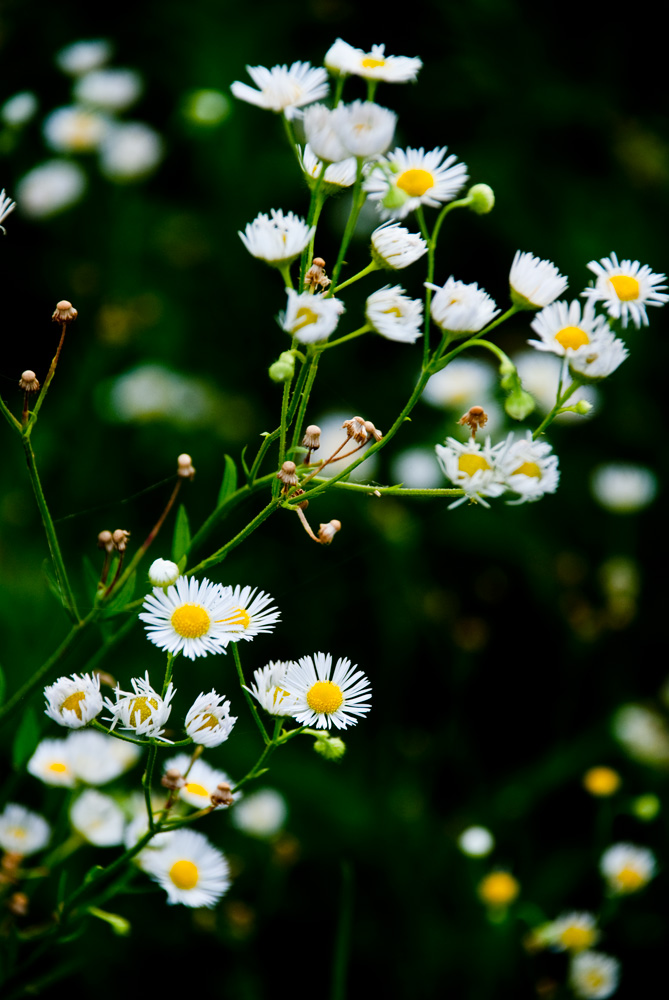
[140,576,242,659]
[0,189,16,229]
[216,585,280,641]
[600,842,656,895]
[185,690,236,748]
[239,209,314,268]
[280,289,345,343]
[498,431,560,504]
[544,912,599,953]
[300,144,357,190]
[331,100,396,159]
[371,221,427,270]
[143,828,231,907]
[510,250,568,309]
[428,277,499,335]
[44,672,103,729]
[230,62,329,119]
[365,285,423,343]
[284,652,371,730]
[104,672,175,741]
[248,661,300,716]
[582,252,668,328]
[70,789,125,846]
[529,299,611,357]
[365,146,468,220]
[435,436,506,509]
[0,803,51,856]
[569,951,620,999]
[324,39,422,83]
[27,738,76,787]
[164,754,234,811]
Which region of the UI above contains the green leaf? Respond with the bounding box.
[172,504,191,563]
[100,572,137,618]
[42,558,64,607]
[0,663,5,706]
[82,555,102,601]
[12,708,41,770]
[240,444,250,480]
[217,454,238,507]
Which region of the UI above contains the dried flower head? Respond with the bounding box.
[52,299,78,323]
[112,529,130,552]
[342,416,367,442]
[211,783,234,808]
[304,257,331,292]
[302,425,322,450]
[277,460,299,486]
[459,405,488,437]
[161,767,185,791]
[318,519,341,544]
[363,420,382,442]
[177,453,195,479]
[97,530,114,552]
[19,370,40,392]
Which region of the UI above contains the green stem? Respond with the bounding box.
[281,113,303,169]
[0,392,22,434]
[232,719,282,793]
[90,719,194,748]
[231,641,269,744]
[187,498,282,576]
[330,261,379,296]
[22,434,79,621]
[315,326,372,351]
[532,379,583,439]
[249,429,281,483]
[27,321,68,428]
[300,169,327,289]
[430,305,521,372]
[332,75,346,107]
[142,742,159,829]
[290,349,320,452]
[187,473,275,556]
[329,159,365,291]
[286,479,462,503]
[274,372,294,498]
[278,262,294,290]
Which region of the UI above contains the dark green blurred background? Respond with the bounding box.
[1,1,667,996]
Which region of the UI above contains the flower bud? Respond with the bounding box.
[148,558,180,587]
[504,387,535,421]
[19,370,40,392]
[177,453,196,479]
[112,529,130,552]
[313,735,346,760]
[467,183,495,214]
[277,461,299,486]
[573,400,593,415]
[269,350,296,383]
[632,794,660,821]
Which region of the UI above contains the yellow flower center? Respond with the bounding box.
[396,169,434,197]
[583,766,620,796]
[9,827,26,839]
[169,859,199,890]
[171,603,211,638]
[584,971,606,991]
[48,761,68,773]
[195,712,220,731]
[217,607,251,630]
[512,461,542,478]
[129,695,158,723]
[70,113,101,151]
[383,306,403,318]
[560,925,596,951]
[458,454,491,476]
[61,690,86,719]
[184,782,209,798]
[306,680,343,714]
[555,326,589,350]
[293,306,319,332]
[616,865,645,892]
[361,57,386,68]
[272,686,292,708]
[479,872,519,906]
[609,274,640,301]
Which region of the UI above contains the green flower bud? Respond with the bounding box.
[467,183,495,214]
[268,351,295,383]
[504,387,536,421]
[313,735,346,761]
[574,400,594,415]
[632,794,661,821]
[382,183,410,212]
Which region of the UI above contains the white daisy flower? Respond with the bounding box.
[143,828,230,907]
[600,842,657,895]
[139,575,243,659]
[510,251,568,309]
[185,690,237,748]
[568,330,628,381]
[365,146,468,220]
[281,288,345,343]
[231,788,288,838]
[55,39,112,76]
[301,104,350,163]
[66,729,141,785]
[239,208,314,267]
[457,826,495,857]
[215,585,281,641]
[427,277,499,334]
[148,558,181,587]
[590,465,657,514]
[104,672,175,741]
[582,252,668,328]
[15,159,86,218]
[422,357,496,410]
[1,91,38,127]
[73,68,142,111]
[300,143,357,190]
[70,789,125,847]
[612,704,669,766]
[391,447,444,489]
[248,661,299,716]
[164,753,234,810]
[497,431,560,504]
[512,351,599,422]
[370,221,428,270]
[569,951,620,999]
[529,299,611,357]
[435,436,507,508]
[365,285,423,343]
[0,803,51,856]
[27,738,76,787]
[544,912,599,953]
[324,39,422,83]
[0,189,15,228]
[231,61,329,119]
[43,105,109,153]
[284,652,371,730]
[44,672,103,729]
[331,100,396,159]
[99,122,163,182]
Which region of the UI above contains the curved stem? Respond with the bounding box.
[232,642,269,744]
[330,261,379,296]
[316,326,372,352]
[248,429,281,483]
[27,321,68,428]
[186,498,282,576]
[532,378,583,438]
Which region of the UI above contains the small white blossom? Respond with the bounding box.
[185,690,237,748]
[568,330,628,380]
[497,431,560,504]
[44,672,103,729]
[164,754,234,810]
[142,828,230,907]
[612,704,669,766]
[331,100,396,159]
[74,68,142,111]
[324,39,422,83]
[435,436,506,509]
[300,144,357,189]
[66,729,141,785]
[365,285,423,343]
[140,576,243,659]
[99,122,163,181]
[281,289,344,343]
[371,221,427,269]
[570,952,620,999]
[428,277,499,334]
[285,652,372,730]
[231,788,288,838]
[0,189,16,229]
[239,208,314,267]
[15,160,86,218]
[301,104,350,163]
[104,672,175,741]
[43,106,109,153]
[529,299,611,357]
[70,790,125,847]
[27,738,77,787]
[600,842,656,895]
[1,91,38,126]
[544,912,599,953]
[0,803,51,856]
[231,62,329,119]
[582,252,668,328]
[510,250,568,309]
[458,826,495,857]
[148,558,181,587]
[365,146,468,220]
[55,39,113,76]
[590,465,657,514]
[248,661,300,716]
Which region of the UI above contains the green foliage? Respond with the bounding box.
[171,505,191,564]
[11,707,40,770]
[217,454,238,507]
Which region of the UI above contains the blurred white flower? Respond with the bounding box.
[590,464,657,513]
[0,803,51,856]
[74,68,142,111]
[16,160,86,218]
[324,39,422,83]
[104,363,218,427]
[70,790,126,846]
[422,358,496,410]
[1,91,38,126]
[231,788,288,838]
[27,738,76,787]
[612,704,669,767]
[182,89,230,126]
[99,122,163,181]
[457,825,494,857]
[43,105,109,153]
[231,61,329,119]
[55,39,113,76]
[390,447,443,489]
[66,730,141,785]
[569,951,620,999]
[331,100,396,159]
[510,251,568,309]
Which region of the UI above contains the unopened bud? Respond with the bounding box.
[211,782,234,807]
[148,558,180,587]
[631,794,660,821]
[574,400,593,415]
[277,460,299,486]
[382,183,409,212]
[302,424,322,450]
[318,519,341,544]
[19,370,40,392]
[112,529,130,552]
[52,299,78,323]
[269,351,295,383]
[363,420,382,442]
[161,767,185,790]
[342,416,367,442]
[504,389,535,421]
[97,530,114,552]
[467,183,495,214]
[313,735,346,760]
[177,453,195,479]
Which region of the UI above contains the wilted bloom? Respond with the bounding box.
[16,160,86,218]
[142,828,230,907]
[44,672,103,729]
[570,951,620,999]
[510,251,568,309]
[590,464,657,514]
[185,690,237,747]
[457,826,495,857]
[365,146,467,220]
[600,842,656,895]
[284,652,372,730]
[99,123,163,181]
[280,289,344,344]
[74,68,142,110]
[324,39,422,83]
[0,804,51,856]
[370,221,427,270]
[582,252,668,328]
[104,672,175,741]
[239,209,314,267]
[365,285,423,343]
[231,61,329,118]
[428,277,499,335]
[140,576,243,659]
[70,789,125,846]
[231,788,288,838]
